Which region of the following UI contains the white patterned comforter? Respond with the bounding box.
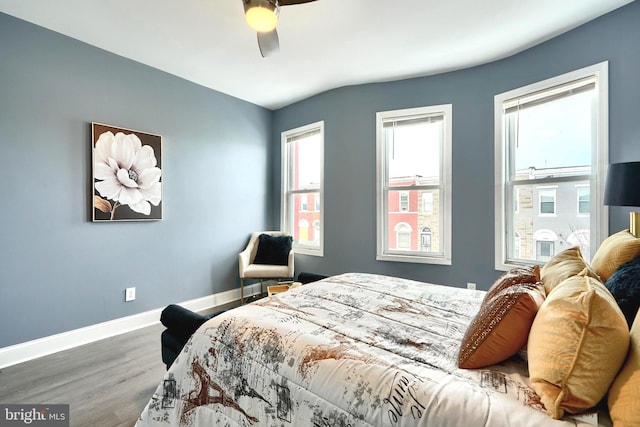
[137,273,610,427]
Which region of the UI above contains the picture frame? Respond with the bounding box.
[92,123,163,221]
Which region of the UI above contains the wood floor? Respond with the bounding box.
[0,299,248,427]
[0,322,173,427]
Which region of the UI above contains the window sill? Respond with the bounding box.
[376,253,451,265]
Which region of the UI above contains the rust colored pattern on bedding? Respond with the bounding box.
[136,273,602,427]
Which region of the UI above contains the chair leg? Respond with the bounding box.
[260,279,264,296]
[240,278,245,304]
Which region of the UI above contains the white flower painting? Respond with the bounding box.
[92,123,162,221]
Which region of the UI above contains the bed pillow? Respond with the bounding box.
[540,246,597,294]
[591,229,640,281]
[458,265,544,369]
[253,234,292,265]
[608,309,640,426]
[528,273,629,419]
[605,254,640,328]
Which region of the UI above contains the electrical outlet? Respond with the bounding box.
[467,282,476,290]
[125,287,136,302]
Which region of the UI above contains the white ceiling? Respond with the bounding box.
[0,0,634,110]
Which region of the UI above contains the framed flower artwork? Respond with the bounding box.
[92,123,163,221]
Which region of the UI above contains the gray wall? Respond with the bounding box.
[272,1,640,289]
[0,13,272,347]
[2,2,639,349]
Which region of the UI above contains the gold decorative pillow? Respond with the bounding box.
[591,229,640,281]
[458,265,544,369]
[528,274,629,419]
[540,246,598,294]
[608,309,640,426]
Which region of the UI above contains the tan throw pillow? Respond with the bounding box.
[528,274,629,419]
[608,309,640,427]
[458,265,544,369]
[591,229,640,281]
[540,246,598,294]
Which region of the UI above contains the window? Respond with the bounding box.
[576,186,590,215]
[298,219,309,242]
[536,241,554,262]
[376,104,452,264]
[399,191,409,212]
[538,188,556,215]
[494,62,608,270]
[281,121,324,256]
[395,223,412,249]
[422,192,433,214]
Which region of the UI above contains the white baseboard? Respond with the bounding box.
[0,283,261,369]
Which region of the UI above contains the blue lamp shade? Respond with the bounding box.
[604,161,640,207]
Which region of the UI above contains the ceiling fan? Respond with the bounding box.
[243,0,318,57]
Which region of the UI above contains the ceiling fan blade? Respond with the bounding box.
[257,29,280,57]
[279,0,317,5]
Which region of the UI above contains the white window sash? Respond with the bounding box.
[494,62,608,270]
[376,105,452,265]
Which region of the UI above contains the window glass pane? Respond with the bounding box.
[386,189,441,254]
[291,192,320,249]
[397,226,411,249]
[288,132,321,191]
[577,187,590,214]
[385,117,441,181]
[510,181,590,262]
[422,192,433,213]
[400,191,409,211]
[536,241,554,262]
[282,122,323,256]
[510,90,593,180]
[539,189,556,214]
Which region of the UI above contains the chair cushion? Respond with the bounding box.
[243,264,292,278]
[253,233,292,265]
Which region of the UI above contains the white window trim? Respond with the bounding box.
[281,121,324,257]
[494,62,608,271]
[376,104,452,265]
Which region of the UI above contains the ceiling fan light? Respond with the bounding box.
[246,5,278,32]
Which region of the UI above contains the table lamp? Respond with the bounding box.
[604,161,640,237]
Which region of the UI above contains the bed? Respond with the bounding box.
[136,266,638,427]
